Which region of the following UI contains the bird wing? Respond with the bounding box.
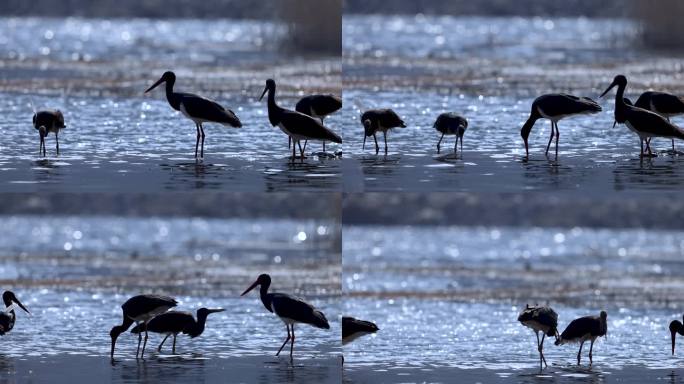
[179,93,242,127]
[560,316,602,340]
[131,311,193,334]
[342,316,378,338]
[271,293,330,329]
[379,109,406,128]
[626,105,684,138]
[280,110,342,143]
[548,94,602,115]
[651,92,684,115]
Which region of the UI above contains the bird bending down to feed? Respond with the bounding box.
[241,273,330,361]
[33,110,65,157]
[433,113,468,154]
[517,304,558,370]
[144,71,242,159]
[259,79,342,162]
[634,91,684,152]
[555,310,607,365]
[361,109,406,155]
[600,75,684,158]
[295,94,342,153]
[0,291,30,336]
[130,307,225,354]
[342,316,379,345]
[520,94,601,160]
[109,294,178,359]
[669,315,684,355]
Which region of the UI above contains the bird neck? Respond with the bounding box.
[266,88,281,126]
[187,314,205,338]
[165,80,181,111]
[259,286,273,313]
[520,109,540,140]
[614,83,628,117]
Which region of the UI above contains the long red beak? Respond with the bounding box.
[145,77,165,94]
[241,280,259,296]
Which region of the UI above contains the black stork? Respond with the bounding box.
[600,75,684,158]
[130,307,225,354]
[342,316,378,345]
[555,311,607,365]
[612,98,633,128]
[259,79,342,162]
[634,91,684,151]
[33,110,65,157]
[518,305,558,370]
[0,291,30,336]
[241,273,330,361]
[144,71,242,159]
[433,113,468,154]
[295,94,343,153]
[520,94,601,160]
[669,315,684,355]
[361,109,406,155]
[109,294,178,359]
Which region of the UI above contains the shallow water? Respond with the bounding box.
[343,225,684,372]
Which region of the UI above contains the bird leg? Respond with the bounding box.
[540,334,547,368]
[291,139,296,162]
[141,327,149,358]
[288,136,291,150]
[39,135,44,157]
[55,131,60,156]
[668,117,676,151]
[640,139,645,158]
[297,141,306,161]
[195,123,200,158]
[135,322,143,358]
[383,131,388,155]
[199,123,205,159]
[323,141,326,153]
[545,121,555,156]
[454,135,458,154]
[554,122,560,158]
[437,132,444,154]
[172,334,177,355]
[588,339,594,365]
[276,324,291,356]
[303,140,308,153]
[460,134,464,153]
[535,331,542,370]
[373,134,379,155]
[290,324,295,362]
[158,334,171,352]
[577,340,584,365]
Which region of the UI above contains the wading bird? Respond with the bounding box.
[342,316,378,345]
[0,291,30,336]
[110,294,177,359]
[670,315,684,355]
[518,305,558,370]
[144,71,242,159]
[131,307,225,354]
[520,94,602,160]
[600,75,684,158]
[634,91,684,152]
[361,109,406,155]
[433,113,468,154]
[295,94,342,153]
[259,79,342,162]
[555,311,607,365]
[33,110,65,157]
[241,274,330,361]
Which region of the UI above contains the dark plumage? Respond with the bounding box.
[259,79,342,162]
[555,311,607,365]
[295,94,342,153]
[241,273,330,361]
[669,315,684,355]
[601,75,684,158]
[342,316,378,345]
[520,93,602,159]
[518,305,558,369]
[433,113,468,154]
[109,294,178,359]
[361,109,406,155]
[635,91,684,151]
[130,308,224,354]
[145,71,241,159]
[33,109,65,157]
[0,291,30,336]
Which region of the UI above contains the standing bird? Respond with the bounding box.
[612,98,633,128]
[669,315,684,355]
[259,79,342,162]
[634,91,684,152]
[520,94,602,160]
[433,113,468,154]
[342,316,379,345]
[241,274,330,361]
[33,110,65,157]
[517,305,558,370]
[0,291,30,336]
[144,71,242,159]
[110,294,178,359]
[600,75,684,158]
[361,109,406,155]
[295,94,343,153]
[130,308,225,354]
[555,311,607,365]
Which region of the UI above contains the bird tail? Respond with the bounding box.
[310,309,330,329]
[225,110,242,128]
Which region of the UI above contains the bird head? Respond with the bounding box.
[259,79,276,102]
[109,325,126,359]
[2,291,30,315]
[197,308,226,319]
[145,71,176,94]
[241,274,271,296]
[600,75,627,99]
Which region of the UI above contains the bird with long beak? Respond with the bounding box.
[33,110,66,157]
[259,79,342,162]
[109,294,177,359]
[144,71,241,159]
[0,291,30,336]
[295,94,342,153]
[241,274,330,361]
[130,307,225,354]
[520,94,601,160]
[634,91,684,152]
[360,109,406,155]
[670,316,684,355]
[600,75,684,158]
